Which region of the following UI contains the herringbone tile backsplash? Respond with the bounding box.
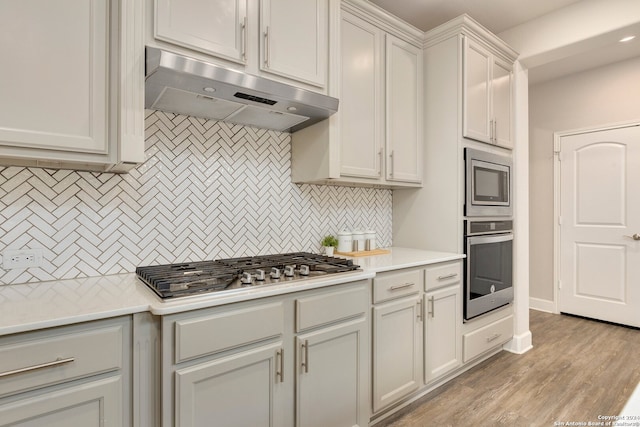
[0,111,392,285]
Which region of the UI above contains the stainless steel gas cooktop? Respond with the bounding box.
[136,252,360,299]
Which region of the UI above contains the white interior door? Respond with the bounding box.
[559,124,640,327]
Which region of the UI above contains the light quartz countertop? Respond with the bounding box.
[345,247,465,272]
[0,247,462,336]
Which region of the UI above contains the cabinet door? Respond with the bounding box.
[339,12,383,180]
[0,0,108,154]
[491,57,513,149]
[260,0,327,86]
[296,318,368,427]
[462,38,491,144]
[372,296,422,413]
[155,0,248,64]
[385,35,422,183]
[424,286,462,383]
[175,342,287,427]
[0,376,121,427]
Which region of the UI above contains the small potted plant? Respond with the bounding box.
[321,235,338,256]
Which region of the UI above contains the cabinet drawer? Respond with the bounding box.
[0,320,124,398]
[463,315,513,362]
[296,284,368,333]
[425,261,462,291]
[175,302,284,363]
[373,269,422,303]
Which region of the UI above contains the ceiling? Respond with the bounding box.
[369,0,640,84]
[368,0,583,34]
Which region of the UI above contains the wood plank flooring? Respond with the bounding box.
[377,310,640,427]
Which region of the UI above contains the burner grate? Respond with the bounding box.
[136,252,359,299]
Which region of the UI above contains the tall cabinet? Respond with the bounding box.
[393,14,518,254]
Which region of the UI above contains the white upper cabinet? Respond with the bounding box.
[0,0,145,172]
[385,35,423,183]
[291,0,423,188]
[339,12,383,179]
[463,37,513,149]
[260,0,327,86]
[155,0,248,64]
[152,0,329,89]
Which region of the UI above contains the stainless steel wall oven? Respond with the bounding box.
[464,219,513,320]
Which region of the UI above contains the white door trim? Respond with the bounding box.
[552,120,640,315]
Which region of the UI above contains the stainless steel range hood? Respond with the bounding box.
[145,47,338,133]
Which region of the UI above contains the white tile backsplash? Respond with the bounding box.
[0,111,392,285]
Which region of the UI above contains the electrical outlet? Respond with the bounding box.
[3,249,43,269]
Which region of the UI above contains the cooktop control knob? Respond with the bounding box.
[240,272,253,285]
[255,269,265,281]
[299,265,310,276]
[284,265,295,277]
[270,267,281,279]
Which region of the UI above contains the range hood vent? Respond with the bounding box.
[145,47,339,133]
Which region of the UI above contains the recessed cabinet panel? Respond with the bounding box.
[339,13,382,179]
[385,35,422,183]
[492,58,513,148]
[462,38,491,144]
[175,342,286,427]
[260,0,327,86]
[424,286,461,383]
[296,319,367,427]
[373,296,422,412]
[0,0,108,154]
[155,0,247,63]
[0,376,122,427]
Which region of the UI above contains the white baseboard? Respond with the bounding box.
[529,297,555,313]
[503,330,533,354]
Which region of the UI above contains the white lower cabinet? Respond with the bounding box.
[175,341,287,427]
[163,280,370,427]
[0,317,131,427]
[424,285,462,383]
[424,261,462,384]
[296,319,368,427]
[463,314,514,363]
[0,376,122,427]
[371,268,423,413]
[372,295,422,412]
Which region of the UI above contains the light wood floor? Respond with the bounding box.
[377,310,640,427]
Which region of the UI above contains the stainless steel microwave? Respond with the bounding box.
[465,148,513,217]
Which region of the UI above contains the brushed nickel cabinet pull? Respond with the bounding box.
[276,348,284,383]
[417,299,423,321]
[437,273,458,280]
[493,119,497,143]
[264,26,270,67]
[389,150,395,177]
[0,357,75,378]
[301,340,309,373]
[389,282,414,291]
[240,16,247,61]
[486,333,501,343]
[428,296,435,318]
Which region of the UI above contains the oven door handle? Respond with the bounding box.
[466,233,513,246]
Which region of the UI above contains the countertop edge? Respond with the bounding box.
[0,247,464,335]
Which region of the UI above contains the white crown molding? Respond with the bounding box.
[342,0,424,47]
[424,14,519,62]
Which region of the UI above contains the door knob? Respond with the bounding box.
[624,233,640,241]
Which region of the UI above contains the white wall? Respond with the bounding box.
[528,56,640,304]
